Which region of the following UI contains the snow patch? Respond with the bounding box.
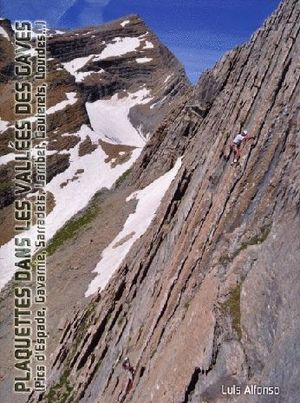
[121,20,130,27]
[61,35,147,81]
[47,92,77,114]
[0,26,9,40]
[62,55,105,82]
[0,119,10,132]
[143,41,154,49]
[85,157,183,296]
[86,88,153,147]
[77,70,104,82]
[136,57,153,64]
[62,55,97,83]
[0,153,14,166]
[94,36,141,60]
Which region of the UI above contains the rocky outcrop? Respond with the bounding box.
[32,1,300,402]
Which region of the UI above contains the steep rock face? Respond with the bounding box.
[35,1,300,402]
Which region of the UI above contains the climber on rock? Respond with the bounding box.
[122,357,135,395]
[229,130,254,165]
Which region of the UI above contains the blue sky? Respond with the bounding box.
[0,0,281,82]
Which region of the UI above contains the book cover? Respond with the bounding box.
[0,1,299,402]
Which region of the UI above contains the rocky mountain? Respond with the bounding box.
[1,0,300,402]
[0,14,189,207]
[0,15,189,403]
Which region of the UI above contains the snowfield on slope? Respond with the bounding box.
[0,89,152,290]
[94,37,141,60]
[86,88,153,147]
[45,129,142,244]
[62,35,154,82]
[62,56,105,83]
[85,157,183,297]
[0,125,142,290]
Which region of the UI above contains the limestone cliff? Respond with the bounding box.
[29,0,300,402]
